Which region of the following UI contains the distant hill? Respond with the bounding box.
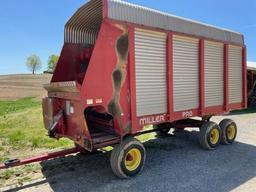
[0,74,52,100]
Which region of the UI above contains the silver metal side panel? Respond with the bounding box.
[204,41,224,107]
[173,35,199,112]
[228,45,243,104]
[135,28,167,116]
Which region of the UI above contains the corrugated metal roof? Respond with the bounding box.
[107,0,244,45]
[65,0,244,45]
[247,61,256,71]
[65,0,103,44]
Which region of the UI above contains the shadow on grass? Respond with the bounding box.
[6,130,256,192]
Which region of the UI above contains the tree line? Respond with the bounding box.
[26,54,59,74]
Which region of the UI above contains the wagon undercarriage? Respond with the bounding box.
[0,116,237,175]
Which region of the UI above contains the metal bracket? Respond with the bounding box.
[48,110,63,137]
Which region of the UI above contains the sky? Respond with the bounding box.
[0,0,255,75]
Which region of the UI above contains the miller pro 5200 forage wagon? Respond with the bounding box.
[1,0,247,178]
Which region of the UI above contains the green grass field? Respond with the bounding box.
[0,97,73,161]
[0,97,73,186]
[0,97,156,187]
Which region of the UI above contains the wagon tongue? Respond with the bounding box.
[2,159,21,168]
[0,148,81,170]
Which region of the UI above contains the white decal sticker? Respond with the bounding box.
[86,99,93,105]
[70,106,74,114]
[95,99,103,104]
[182,111,193,118]
[139,115,166,125]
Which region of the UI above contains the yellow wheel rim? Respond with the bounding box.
[210,128,219,145]
[125,148,142,171]
[227,125,236,140]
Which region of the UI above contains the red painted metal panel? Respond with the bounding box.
[204,105,225,115]
[229,103,244,111]
[103,0,108,18]
[81,21,118,107]
[51,44,84,83]
[224,44,229,111]
[199,39,205,115]
[81,20,131,135]
[172,109,200,120]
[167,32,174,121]
[128,25,139,133]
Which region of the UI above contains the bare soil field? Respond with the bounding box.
[0,74,52,100]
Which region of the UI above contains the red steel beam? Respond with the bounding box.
[167,32,174,121]
[103,0,108,19]
[0,147,80,170]
[199,39,205,115]
[224,44,229,111]
[128,25,138,133]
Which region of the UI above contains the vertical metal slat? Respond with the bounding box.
[228,45,243,103]
[173,35,199,111]
[204,41,224,107]
[135,28,167,116]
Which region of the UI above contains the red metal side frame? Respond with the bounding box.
[0,148,80,170]
[199,39,205,115]
[167,32,174,121]
[103,0,108,18]
[128,25,139,133]
[224,44,229,111]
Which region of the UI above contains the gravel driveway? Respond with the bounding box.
[2,111,256,192]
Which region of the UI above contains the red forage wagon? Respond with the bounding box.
[1,0,247,178]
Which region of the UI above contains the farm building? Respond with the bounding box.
[247,61,256,106]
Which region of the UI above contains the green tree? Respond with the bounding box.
[48,54,59,72]
[26,54,42,74]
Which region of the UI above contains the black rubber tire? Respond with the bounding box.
[154,123,171,136]
[110,137,146,179]
[219,119,237,145]
[199,121,221,150]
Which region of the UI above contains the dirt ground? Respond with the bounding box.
[1,110,256,192]
[0,74,51,100]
